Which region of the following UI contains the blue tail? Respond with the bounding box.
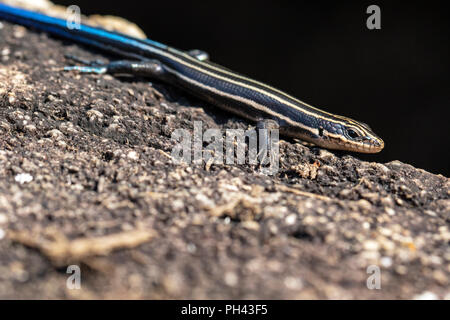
[0,3,167,60]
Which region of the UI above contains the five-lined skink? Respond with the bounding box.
[0,3,384,153]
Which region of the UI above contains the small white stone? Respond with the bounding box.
[224,272,238,286]
[385,207,396,216]
[284,276,303,290]
[429,255,442,265]
[424,210,437,217]
[127,150,139,160]
[285,214,297,225]
[71,184,84,191]
[13,26,26,38]
[1,48,10,56]
[186,243,196,253]
[363,240,380,251]
[0,228,4,240]
[14,173,33,184]
[413,291,438,300]
[171,199,184,210]
[380,256,393,268]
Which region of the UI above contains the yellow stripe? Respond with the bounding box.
[168,48,361,125]
[139,43,375,141]
[165,65,319,135]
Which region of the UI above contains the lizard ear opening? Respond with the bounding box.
[318,126,324,137]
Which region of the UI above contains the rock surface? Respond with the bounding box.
[0,17,449,299]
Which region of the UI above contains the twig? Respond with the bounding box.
[8,228,156,266]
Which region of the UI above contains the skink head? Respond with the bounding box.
[312,117,384,153]
[341,121,384,153]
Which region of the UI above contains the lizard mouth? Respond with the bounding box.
[312,136,384,153]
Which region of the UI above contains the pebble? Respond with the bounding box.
[380,256,393,268]
[127,151,139,160]
[284,276,303,290]
[0,228,4,240]
[13,26,26,38]
[1,47,10,56]
[424,210,437,217]
[357,199,372,211]
[285,214,297,225]
[363,240,380,251]
[186,243,196,253]
[171,199,184,211]
[242,221,260,230]
[224,272,238,286]
[429,255,442,265]
[14,173,33,184]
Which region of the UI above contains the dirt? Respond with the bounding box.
[0,18,449,299]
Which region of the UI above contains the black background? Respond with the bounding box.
[53,0,449,176]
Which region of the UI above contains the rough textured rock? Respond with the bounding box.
[0,18,449,299]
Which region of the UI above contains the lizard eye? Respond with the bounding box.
[346,128,360,139]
